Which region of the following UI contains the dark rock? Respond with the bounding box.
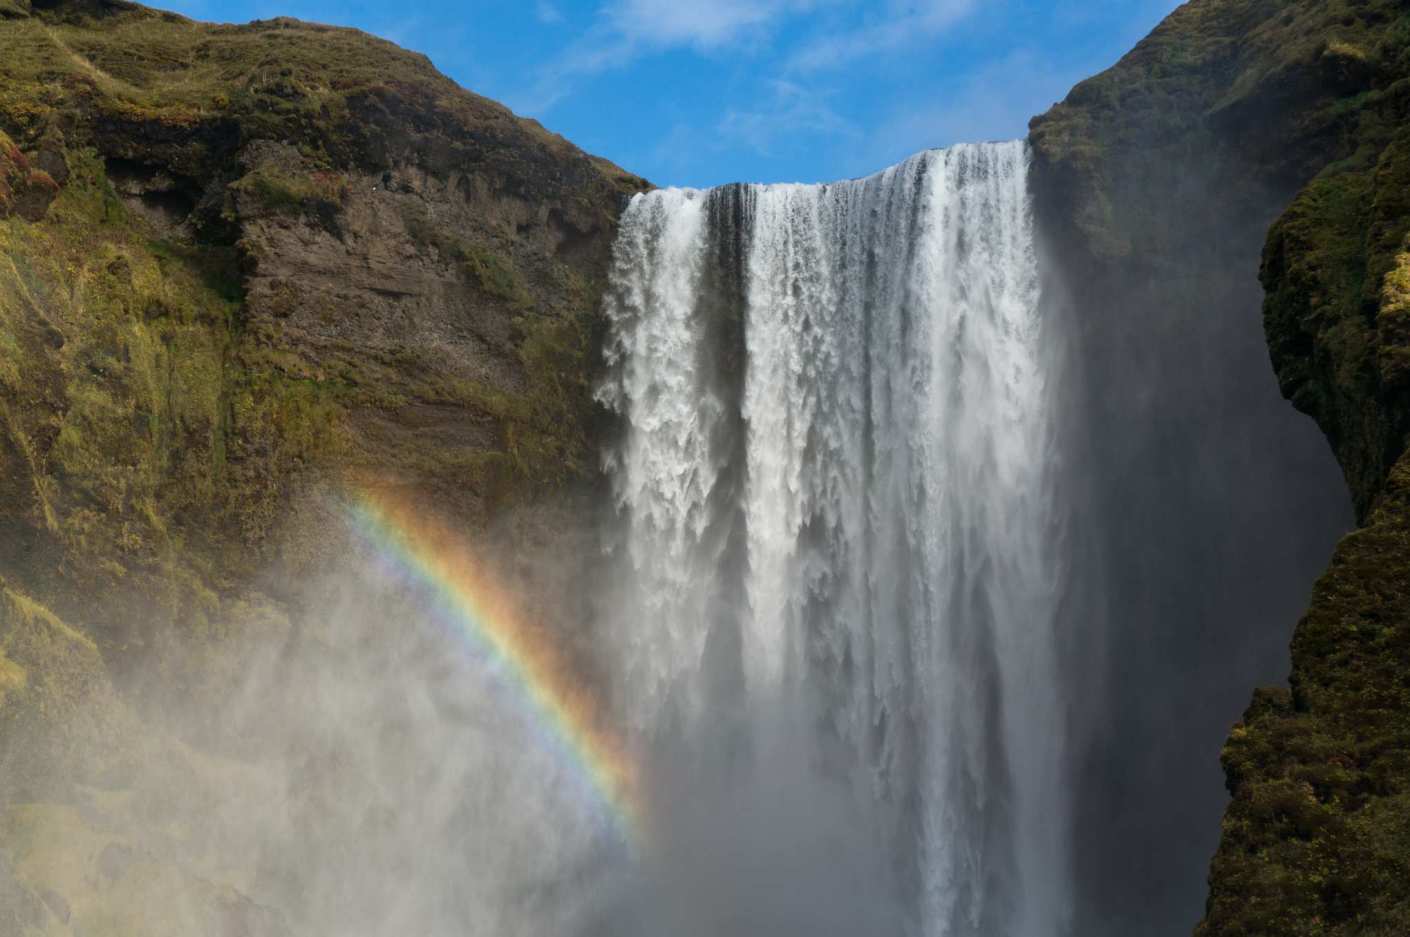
[33,140,68,187]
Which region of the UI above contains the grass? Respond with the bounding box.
[457,242,531,308]
[231,166,347,221]
[0,140,351,631]
[0,3,577,175]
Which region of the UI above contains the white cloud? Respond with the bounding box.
[514,0,978,118]
[515,0,829,113]
[789,0,977,71]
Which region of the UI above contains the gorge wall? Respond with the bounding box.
[1032,0,1410,933]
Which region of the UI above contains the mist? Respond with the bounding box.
[1031,119,1353,935]
[3,475,921,937]
[582,706,908,937]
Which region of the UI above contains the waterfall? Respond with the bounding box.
[599,142,1069,937]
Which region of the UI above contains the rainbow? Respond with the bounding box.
[344,486,644,845]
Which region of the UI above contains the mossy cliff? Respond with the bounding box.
[1033,0,1410,933]
[0,1,645,931]
[0,0,645,656]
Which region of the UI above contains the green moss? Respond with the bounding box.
[1260,134,1410,520]
[0,140,356,638]
[1262,171,1375,397]
[232,166,346,217]
[1378,248,1410,383]
[0,649,23,703]
[0,583,110,794]
[224,372,348,546]
[455,242,531,308]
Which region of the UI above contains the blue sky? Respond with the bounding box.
[158,0,1182,187]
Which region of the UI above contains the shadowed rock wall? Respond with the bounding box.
[1031,1,1410,933]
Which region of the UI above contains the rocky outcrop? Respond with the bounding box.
[1034,0,1410,519]
[1032,0,1410,933]
[0,2,644,931]
[0,0,644,638]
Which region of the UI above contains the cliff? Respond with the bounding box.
[0,2,644,933]
[0,0,646,653]
[1032,0,1410,933]
[3,0,1409,933]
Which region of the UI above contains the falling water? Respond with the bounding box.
[599,142,1069,937]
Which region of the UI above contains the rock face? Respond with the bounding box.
[1033,0,1410,933]
[0,0,644,642]
[0,2,644,932]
